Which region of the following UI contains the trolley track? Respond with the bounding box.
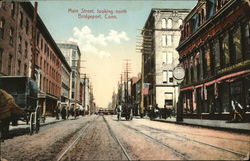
[139,124,248,158]
[121,120,247,159]
[56,116,98,161]
[119,122,190,160]
[102,115,132,161]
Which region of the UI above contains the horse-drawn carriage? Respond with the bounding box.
[0,76,40,141]
[117,103,133,121]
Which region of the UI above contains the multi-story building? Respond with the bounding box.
[176,0,250,122]
[141,8,189,114]
[0,2,70,116]
[130,77,140,116]
[57,41,82,112]
[82,76,90,114]
[61,62,71,113]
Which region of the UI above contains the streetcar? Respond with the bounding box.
[0,76,40,140]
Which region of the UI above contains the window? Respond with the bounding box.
[24,64,27,76]
[20,12,23,28]
[204,46,211,74]
[243,22,250,59]
[0,18,4,39]
[26,19,29,34]
[167,35,172,46]
[167,18,173,29]
[162,18,167,28]
[168,70,173,82]
[36,32,40,46]
[214,39,220,70]
[8,55,12,75]
[40,57,42,67]
[163,70,167,83]
[9,27,14,45]
[178,18,183,28]
[43,77,46,91]
[18,36,22,53]
[41,38,43,50]
[11,2,15,18]
[162,35,166,46]
[0,48,3,72]
[195,52,201,81]
[25,41,28,58]
[167,52,173,64]
[222,33,230,66]
[17,60,21,75]
[164,93,173,106]
[162,52,167,64]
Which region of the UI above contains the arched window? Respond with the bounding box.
[178,18,183,28]
[167,18,173,29]
[162,18,167,28]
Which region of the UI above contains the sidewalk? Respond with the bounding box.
[9,115,76,131]
[134,116,250,133]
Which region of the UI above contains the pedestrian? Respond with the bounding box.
[230,98,244,122]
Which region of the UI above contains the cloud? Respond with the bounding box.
[68,26,129,58]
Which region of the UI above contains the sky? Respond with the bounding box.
[36,0,197,107]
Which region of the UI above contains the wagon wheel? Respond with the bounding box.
[35,106,40,133]
[29,112,35,135]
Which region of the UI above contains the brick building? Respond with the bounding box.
[0,2,70,116]
[176,0,250,122]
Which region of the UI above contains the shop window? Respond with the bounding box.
[0,18,4,39]
[162,18,166,29]
[230,81,242,106]
[167,18,172,29]
[164,93,173,106]
[221,83,230,113]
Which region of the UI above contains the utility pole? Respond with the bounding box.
[136,28,153,116]
[123,59,131,104]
